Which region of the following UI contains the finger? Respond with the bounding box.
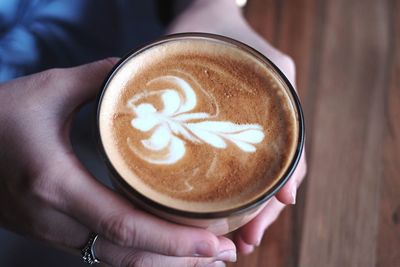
[275,175,298,205]
[54,155,228,258]
[58,57,119,109]
[233,234,254,255]
[233,152,307,252]
[8,200,90,252]
[235,197,285,246]
[275,150,307,205]
[33,210,89,250]
[95,235,236,267]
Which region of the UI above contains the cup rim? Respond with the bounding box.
[95,32,305,219]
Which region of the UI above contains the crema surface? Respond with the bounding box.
[99,37,298,212]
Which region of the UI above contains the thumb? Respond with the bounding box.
[58,58,119,110]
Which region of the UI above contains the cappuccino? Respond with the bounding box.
[99,35,299,213]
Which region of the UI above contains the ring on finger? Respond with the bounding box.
[81,232,101,265]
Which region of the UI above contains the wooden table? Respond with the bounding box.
[228,0,400,266]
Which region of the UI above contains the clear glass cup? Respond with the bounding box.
[96,33,305,235]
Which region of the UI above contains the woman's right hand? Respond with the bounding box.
[0,59,236,267]
[167,0,307,254]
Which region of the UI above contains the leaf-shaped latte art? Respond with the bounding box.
[127,74,265,164]
[186,122,264,152]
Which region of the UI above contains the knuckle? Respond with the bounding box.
[295,157,307,185]
[25,170,55,202]
[162,235,180,255]
[299,164,307,180]
[101,215,137,247]
[198,232,219,251]
[282,55,296,68]
[24,68,65,110]
[188,258,208,267]
[30,219,54,243]
[28,175,46,199]
[276,55,296,80]
[14,162,65,206]
[122,251,154,267]
[35,68,63,89]
[103,57,119,68]
[43,68,64,80]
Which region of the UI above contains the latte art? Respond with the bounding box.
[127,74,265,165]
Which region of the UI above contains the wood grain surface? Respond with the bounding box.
[228,0,400,266]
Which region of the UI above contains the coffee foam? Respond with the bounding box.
[99,38,298,212]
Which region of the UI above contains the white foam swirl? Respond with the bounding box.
[127,74,265,165]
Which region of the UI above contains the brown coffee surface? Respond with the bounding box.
[99,37,298,212]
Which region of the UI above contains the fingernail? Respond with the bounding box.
[208,261,226,267]
[195,241,214,256]
[256,236,262,246]
[243,245,255,255]
[216,249,237,262]
[290,187,297,205]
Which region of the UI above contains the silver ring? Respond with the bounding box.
[81,232,100,265]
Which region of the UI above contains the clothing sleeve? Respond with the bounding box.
[0,0,118,82]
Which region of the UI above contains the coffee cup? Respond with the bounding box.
[96,33,304,235]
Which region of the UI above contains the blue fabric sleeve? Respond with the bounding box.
[0,0,164,83]
[0,0,118,82]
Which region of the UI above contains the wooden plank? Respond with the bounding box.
[229,208,295,267]
[244,0,280,46]
[298,0,390,266]
[229,0,319,266]
[276,1,320,265]
[377,0,400,265]
[231,0,399,266]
